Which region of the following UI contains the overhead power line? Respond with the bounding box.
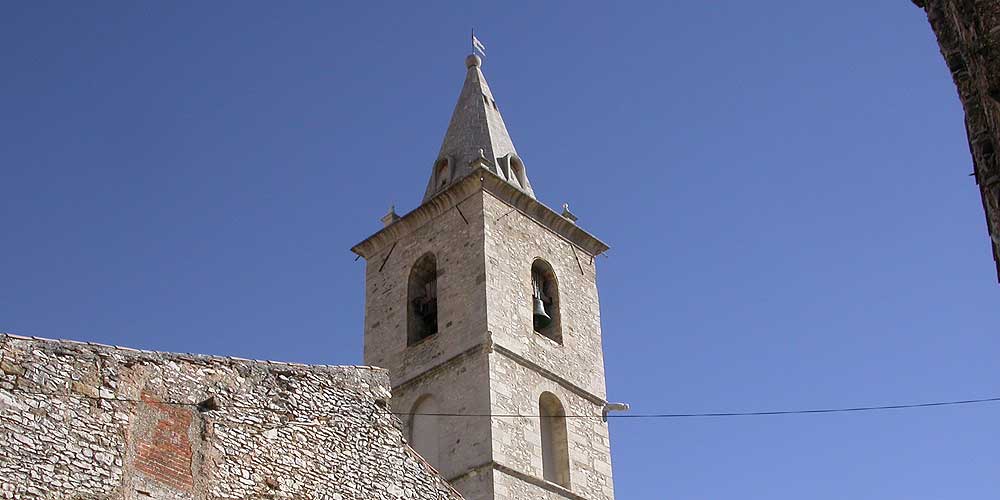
[390,396,1000,418]
[5,386,999,419]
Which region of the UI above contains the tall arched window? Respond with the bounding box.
[410,395,441,470]
[408,253,438,345]
[531,259,561,343]
[539,392,570,488]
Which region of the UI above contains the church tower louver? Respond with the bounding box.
[352,53,617,500]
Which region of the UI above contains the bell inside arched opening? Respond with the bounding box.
[408,253,438,345]
[531,259,561,343]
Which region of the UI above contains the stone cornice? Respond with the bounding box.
[391,341,487,394]
[490,341,607,408]
[351,173,484,260]
[391,335,607,411]
[351,167,609,260]
[493,462,590,500]
[478,170,609,257]
[447,461,590,500]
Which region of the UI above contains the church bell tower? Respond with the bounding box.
[352,53,617,500]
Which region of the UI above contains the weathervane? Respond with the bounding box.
[471,29,486,58]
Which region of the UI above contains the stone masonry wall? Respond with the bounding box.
[356,177,617,500]
[489,355,614,500]
[914,0,1000,281]
[481,190,615,500]
[482,191,608,400]
[360,190,493,498]
[0,334,463,500]
[391,349,494,500]
[363,192,488,386]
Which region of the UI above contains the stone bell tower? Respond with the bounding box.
[352,53,617,500]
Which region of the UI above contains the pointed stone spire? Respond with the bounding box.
[422,53,535,203]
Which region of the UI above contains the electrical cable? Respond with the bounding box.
[4,386,998,419]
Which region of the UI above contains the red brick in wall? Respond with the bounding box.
[134,392,194,491]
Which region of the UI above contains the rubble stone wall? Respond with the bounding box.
[914,0,1000,281]
[0,334,463,500]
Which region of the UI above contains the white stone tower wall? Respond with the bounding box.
[482,192,609,398]
[357,51,618,500]
[363,194,488,378]
[481,191,614,500]
[392,350,494,496]
[361,193,495,494]
[489,356,615,500]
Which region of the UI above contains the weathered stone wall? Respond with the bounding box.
[489,355,614,500]
[391,348,494,498]
[482,191,615,500]
[482,191,607,400]
[914,0,1000,281]
[360,188,494,497]
[355,172,617,500]
[0,334,462,500]
[362,191,488,385]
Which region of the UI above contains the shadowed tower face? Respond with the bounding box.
[352,53,616,500]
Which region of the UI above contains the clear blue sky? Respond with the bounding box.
[2,2,997,498]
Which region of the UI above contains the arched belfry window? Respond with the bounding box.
[495,156,509,181]
[434,158,452,191]
[410,395,442,470]
[531,259,561,343]
[510,156,527,190]
[539,392,570,488]
[408,253,438,345]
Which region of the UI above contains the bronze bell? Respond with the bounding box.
[532,295,551,327]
